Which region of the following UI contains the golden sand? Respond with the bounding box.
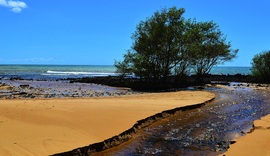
[0,91,214,156]
[221,115,270,156]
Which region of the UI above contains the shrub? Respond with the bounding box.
[250,50,270,83]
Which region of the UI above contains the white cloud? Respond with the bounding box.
[0,0,27,13]
[11,7,21,13]
[7,0,26,8]
[0,0,7,6]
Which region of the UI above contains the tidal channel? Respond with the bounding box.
[93,87,270,156]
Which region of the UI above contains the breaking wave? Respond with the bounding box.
[46,70,116,76]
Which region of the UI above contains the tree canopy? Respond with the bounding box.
[250,50,270,83]
[115,6,238,84]
[187,20,238,82]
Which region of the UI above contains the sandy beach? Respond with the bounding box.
[221,114,270,156]
[218,84,270,156]
[0,91,214,156]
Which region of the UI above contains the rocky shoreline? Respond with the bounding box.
[0,80,140,99]
[1,73,265,91]
[1,78,269,100]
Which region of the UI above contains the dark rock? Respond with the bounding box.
[196,86,204,89]
[19,92,27,95]
[20,85,30,88]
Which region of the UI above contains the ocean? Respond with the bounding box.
[0,65,251,80]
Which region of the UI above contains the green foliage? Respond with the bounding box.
[129,6,189,82]
[250,50,270,83]
[115,6,238,84]
[188,20,238,82]
[114,57,132,78]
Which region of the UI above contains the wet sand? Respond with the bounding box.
[219,84,270,156]
[0,91,214,156]
[90,84,270,156]
[221,114,270,156]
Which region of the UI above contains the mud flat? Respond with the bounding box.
[0,90,214,156]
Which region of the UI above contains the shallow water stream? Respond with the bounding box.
[93,88,270,156]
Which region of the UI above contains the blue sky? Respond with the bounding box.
[0,0,269,66]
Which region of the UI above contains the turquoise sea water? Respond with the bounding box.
[0,65,251,79]
[0,65,117,79]
[209,66,251,75]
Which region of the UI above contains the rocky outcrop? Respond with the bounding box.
[0,82,140,99]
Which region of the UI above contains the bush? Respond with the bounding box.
[250,50,270,83]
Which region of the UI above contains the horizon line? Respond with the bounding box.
[0,64,252,68]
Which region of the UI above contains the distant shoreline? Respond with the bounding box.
[0,65,251,80]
